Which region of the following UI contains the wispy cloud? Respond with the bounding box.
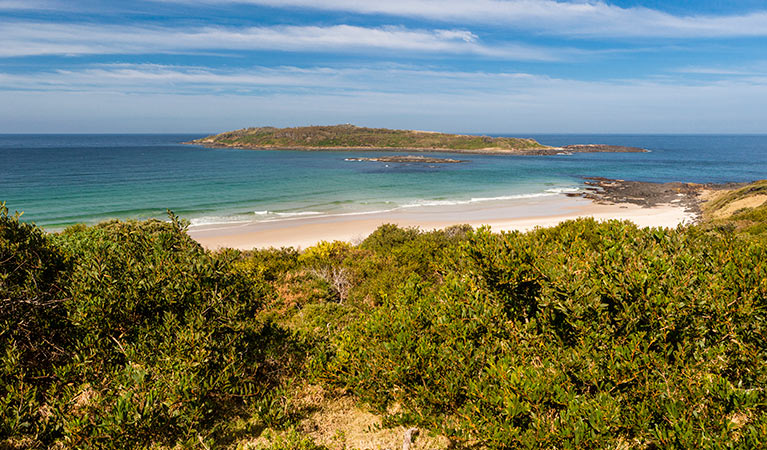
[0,0,53,9]
[4,62,766,99]
[0,64,344,93]
[0,22,566,60]
[675,67,756,76]
[3,63,766,133]
[0,63,543,96]
[173,0,767,39]
[673,61,767,77]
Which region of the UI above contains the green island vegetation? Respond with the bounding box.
[2,181,767,449]
[190,124,548,152]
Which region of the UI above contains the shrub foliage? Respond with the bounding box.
[324,220,767,448]
[1,211,303,448]
[1,207,766,449]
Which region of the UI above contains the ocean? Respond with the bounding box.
[2,134,767,230]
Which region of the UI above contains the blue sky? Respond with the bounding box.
[1,0,766,133]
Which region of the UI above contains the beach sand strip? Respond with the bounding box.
[188,195,695,250]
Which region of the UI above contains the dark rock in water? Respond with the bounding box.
[561,144,648,153]
[509,144,648,155]
[345,155,466,164]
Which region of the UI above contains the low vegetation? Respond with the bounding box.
[702,180,767,238]
[191,124,547,151]
[2,182,767,448]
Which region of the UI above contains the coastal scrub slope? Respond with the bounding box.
[702,179,767,237]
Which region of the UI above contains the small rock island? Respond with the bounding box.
[186,124,648,155]
[345,155,465,164]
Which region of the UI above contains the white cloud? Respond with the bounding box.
[0,22,564,60]
[2,63,766,133]
[675,67,755,76]
[673,61,767,77]
[174,0,767,38]
[4,78,766,134]
[0,0,52,9]
[0,64,542,95]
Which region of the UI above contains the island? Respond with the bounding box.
[186,124,648,155]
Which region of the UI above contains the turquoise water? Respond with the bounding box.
[2,134,767,229]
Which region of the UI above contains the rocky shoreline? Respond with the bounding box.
[569,177,745,219]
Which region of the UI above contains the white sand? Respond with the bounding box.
[188,195,695,250]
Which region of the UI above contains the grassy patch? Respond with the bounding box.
[702,180,767,238]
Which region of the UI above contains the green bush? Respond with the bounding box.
[350,224,471,306]
[1,214,304,448]
[239,247,300,283]
[1,205,72,443]
[324,219,767,448]
[3,212,767,449]
[0,204,71,368]
[253,428,328,450]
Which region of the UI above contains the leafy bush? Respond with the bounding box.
[1,214,304,448]
[0,204,72,442]
[253,428,328,450]
[1,204,71,357]
[238,247,300,282]
[324,219,767,448]
[3,212,767,449]
[299,241,360,303]
[349,224,471,306]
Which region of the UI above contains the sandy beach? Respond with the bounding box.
[188,194,696,250]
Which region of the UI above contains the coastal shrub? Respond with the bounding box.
[4,212,767,449]
[239,247,301,282]
[0,205,71,442]
[1,215,305,448]
[349,224,471,305]
[253,428,329,450]
[0,205,71,368]
[323,219,767,448]
[287,302,360,342]
[358,223,422,253]
[54,217,302,447]
[299,241,362,303]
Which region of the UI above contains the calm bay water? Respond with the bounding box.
[2,134,767,229]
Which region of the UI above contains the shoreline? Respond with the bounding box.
[188,193,697,250]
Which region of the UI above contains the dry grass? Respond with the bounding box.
[701,180,767,218]
[700,180,767,237]
[706,193,767,219]
[242,384,451,450]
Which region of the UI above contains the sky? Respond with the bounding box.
[1,0,766,134]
